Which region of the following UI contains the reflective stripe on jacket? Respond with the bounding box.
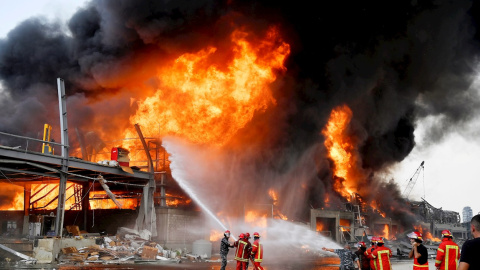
[365,246,377,270]
[435,239,460,270]
[372,246,392,270]
[414,256,429,269]
[234,239,249,262]
[252,239,263,262]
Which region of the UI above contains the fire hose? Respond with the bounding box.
[249,256,258,270]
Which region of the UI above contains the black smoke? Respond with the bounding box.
[1,0,480,226]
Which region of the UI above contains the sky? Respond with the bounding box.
[0,0,478,222]
[0,0,88,38]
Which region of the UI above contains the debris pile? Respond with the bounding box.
[57,227,182,265]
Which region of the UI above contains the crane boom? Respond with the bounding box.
[402,161,425,198]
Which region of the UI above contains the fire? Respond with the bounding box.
[424,231,441,242]
[0,183,142,211]
[245,210,268,228]
[322,105,357,200]
[268,189,278,204]
[339,219,350,232]
[268,189,288,220]
[322,193,330,209]
[210,229,224,242]
[30,183,82,210]
[413,225,441,242]
[370,201,386,218]
[0,190,23,210]
[89,191,138,210]
[165,194,192,208]
[383,224,390,240]
[124,26,290,146]
[316,222,324,232]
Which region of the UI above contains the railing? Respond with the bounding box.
[0,131,167,171]
[0,130,65,155]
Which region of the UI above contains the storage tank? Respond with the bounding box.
[192,239,212,258]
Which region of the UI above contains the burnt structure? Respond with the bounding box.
[310,195,469,245]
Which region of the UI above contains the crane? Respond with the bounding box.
[402,161,425,199]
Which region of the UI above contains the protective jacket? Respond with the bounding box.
[365,246,377,270]
[356,248,370,270]
[371,246,392,270]
[251,239,263,262]
[234,239,250,262]
[435,238,459,270]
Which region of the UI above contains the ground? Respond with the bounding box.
[0,258,440,270]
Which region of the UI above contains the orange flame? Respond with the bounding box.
[339,219,350,232]
[30,183,82,210]
[245,210,268,227]
[322,105,357,200]
[383,224,390,240]
[316,222,324,232]
[268,189,288,220]
[370,201,386,218]
[413,225,441,242]
[268,189,279,205]
[210,229,224,242]
[89,191,138,210]
[124,27,290,146]
[0,183,142,211]
[165,193,192,208]
[0,191,23,210]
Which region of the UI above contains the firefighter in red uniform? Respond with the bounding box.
[356,241,371,270]
[251,232,264,270]
[371,237,392,270]
[408,231,429,270]
[365,236,378,270]
[234,233,251,270]
[244,233,252,269]
[435,230,460,270]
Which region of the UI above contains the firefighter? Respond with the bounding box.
[220,230,235,270]
[435,229,460,270]
[407,231,429,270]
[371,237,392,270]
[234,233,250,270]
[245,232,252,269]
[251,232,264,270]
[365,237,378,270]
[356,241,371,270]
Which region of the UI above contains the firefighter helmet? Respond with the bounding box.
[376,237,384,244]
[224,230,230,237]
[407,231,423,241]
[371,236,379,243]
[358,241,366,248]
[239,233,245,239]
[245,233,250,239]
[253,232,260,238]
[441,230,452,238]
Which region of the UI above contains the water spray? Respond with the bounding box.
[163,138,235,240]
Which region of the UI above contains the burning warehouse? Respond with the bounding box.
[0,0,479,266]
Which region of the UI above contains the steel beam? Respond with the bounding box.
[55,78,69,237]
[0,148,150,179]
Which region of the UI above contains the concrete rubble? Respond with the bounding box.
[17,226,210,266]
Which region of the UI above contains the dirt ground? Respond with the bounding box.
[0,258,439,270]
